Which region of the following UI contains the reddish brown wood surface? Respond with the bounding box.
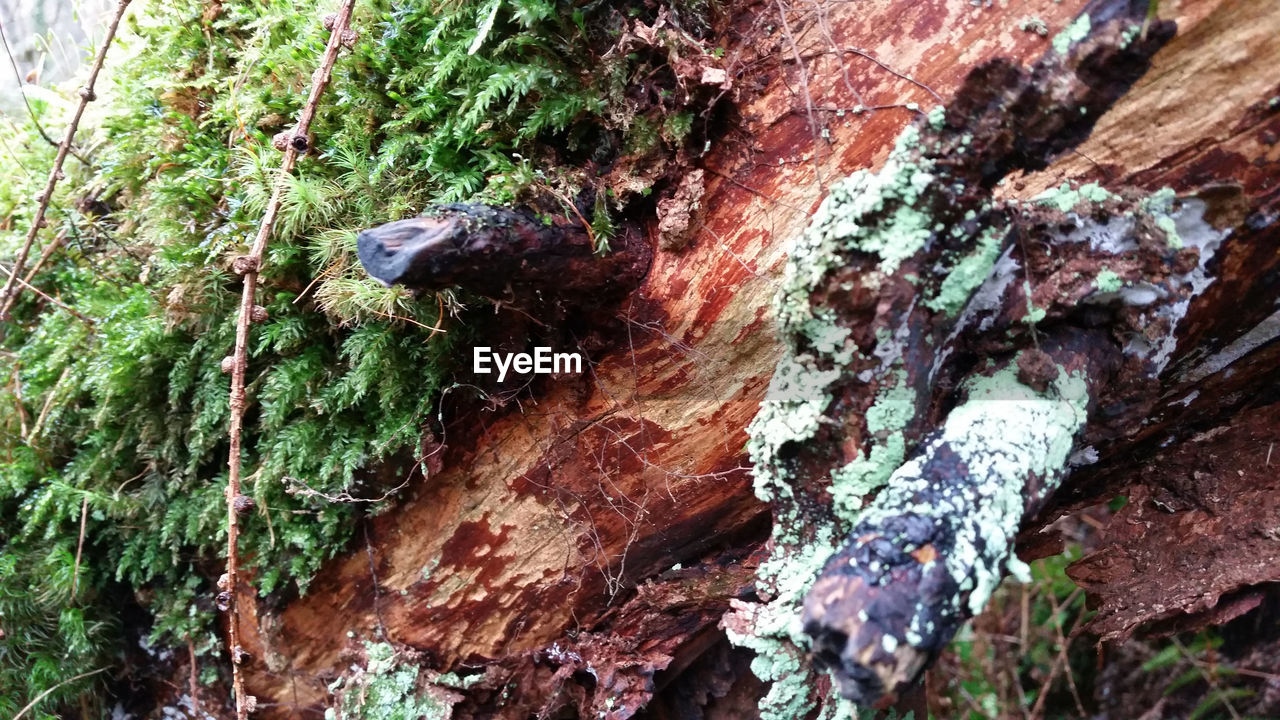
[236,0,1280,715]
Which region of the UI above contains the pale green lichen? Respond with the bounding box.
[1033,181,1114,213]
[830,371,916,524]
[927,106,946,130]
[1094,268,1123,293]
[748,356,843,501]
[751,124,940,504]
[926,225,1004,317]
[1052,13,1091,55]
[1019,16,1049,37]
[1141,187,1184,248]
[777,125,938,323]
[739,111,1034,714]
[740,122,953,719]
[1156,215,1183,249]
[326,642,456,720]
[1119,25,1140,48]
[723,522,840,719]
[864,369,915,435]
[859,361,1090,625]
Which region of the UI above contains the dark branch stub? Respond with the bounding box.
[357,204,649,302]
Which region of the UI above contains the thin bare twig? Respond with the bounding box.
[815,46,942,105]
[804,0,865,110]
[71,495,89,600]
[0,0,131,320]
[20,228,68,287]
[1,262,94,325]
[1029,589,1085,719]
[29,365,71,440]
[9,364,29,438]
[773,0,826,189]
[364,524,388,640]
[1172,636,1243,720]
[187,636,202,717]
[220,4,356,718]
[0,0,129,319]
[0,18,88,164]
[1047,588,1087,717]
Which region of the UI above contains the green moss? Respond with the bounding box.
[0,0,710,710]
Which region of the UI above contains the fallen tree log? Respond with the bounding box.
[221,0,1280,717]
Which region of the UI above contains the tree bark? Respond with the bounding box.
[224,0,1280,717]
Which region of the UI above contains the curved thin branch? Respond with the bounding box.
[0,0,131,320]
[220,3,357,717]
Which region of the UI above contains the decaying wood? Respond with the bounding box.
[222,0,1280,716]
[790,7,1187,703]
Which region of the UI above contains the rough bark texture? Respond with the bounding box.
[206,0,1280,716]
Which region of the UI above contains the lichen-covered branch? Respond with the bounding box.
[728,0,1201,711]
[803,341,1110,703]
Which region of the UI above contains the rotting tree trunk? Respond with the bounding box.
[211,0,1280,717]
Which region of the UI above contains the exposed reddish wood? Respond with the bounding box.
[1067,400,1280,642]
[236,0,1280,716]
